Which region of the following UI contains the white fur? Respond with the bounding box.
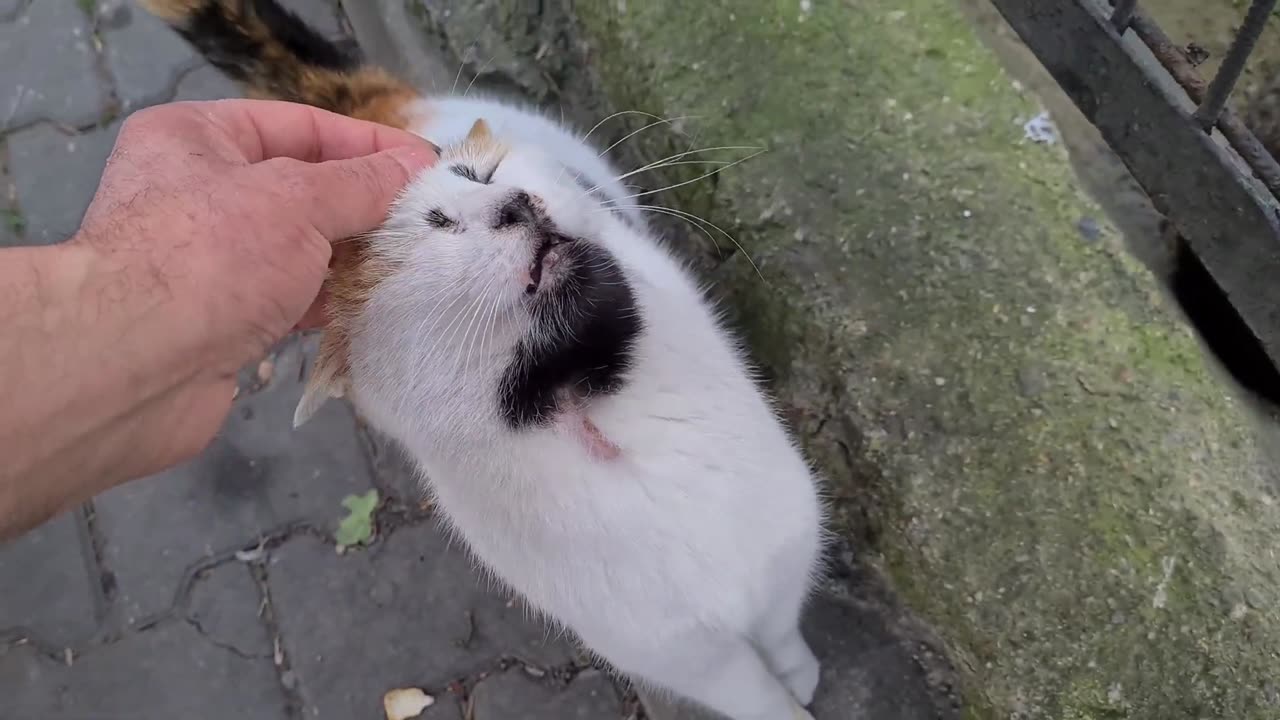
[347,96,826,720]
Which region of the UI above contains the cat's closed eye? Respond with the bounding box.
[450,164,491,184]
[426,209,454,228]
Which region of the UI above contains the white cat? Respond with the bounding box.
[145,3,827,718]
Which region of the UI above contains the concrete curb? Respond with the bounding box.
[338,0,451,93]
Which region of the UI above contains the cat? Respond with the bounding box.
[142,2,828,718]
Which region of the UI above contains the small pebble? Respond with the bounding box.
[257,358,275,385]
[1076,216,1102,242]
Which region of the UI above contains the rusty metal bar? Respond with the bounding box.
[1193,0,1277,130]
[989,0,1280,368]
[1110,0,1139,31]
[1128,10,1280,198]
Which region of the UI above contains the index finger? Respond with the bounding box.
[191,98,435,163]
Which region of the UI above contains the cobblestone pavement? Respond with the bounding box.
[0,2,958,719]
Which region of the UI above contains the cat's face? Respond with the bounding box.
[378,120,609,342]
[318,120,642,432]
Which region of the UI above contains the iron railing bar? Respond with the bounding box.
[1111,0,1139,31]
[1128,10,1280,199]
[990,0,1280,370]
[1193,0,1277,130]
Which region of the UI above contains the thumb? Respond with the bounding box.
[278,143,438,241]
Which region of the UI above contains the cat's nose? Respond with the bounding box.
[495,191,542,228]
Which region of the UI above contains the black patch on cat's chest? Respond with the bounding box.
[498,243,642,429]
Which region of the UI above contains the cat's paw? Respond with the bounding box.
[782,655,820,706]
[791,699,816,720]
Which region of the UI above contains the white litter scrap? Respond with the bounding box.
[383,687,435,720]
[1023,111,1058,145]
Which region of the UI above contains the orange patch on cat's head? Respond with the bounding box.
[445,119,508,167]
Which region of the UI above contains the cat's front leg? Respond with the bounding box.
[615,631,803,720]
[759,626,821,706]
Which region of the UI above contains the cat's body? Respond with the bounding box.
[144,3,826,718]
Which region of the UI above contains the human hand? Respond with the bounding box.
[0,99,437,538]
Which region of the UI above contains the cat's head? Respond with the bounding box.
[293,119,642,432]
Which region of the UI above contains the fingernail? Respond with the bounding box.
[386,145,438,175]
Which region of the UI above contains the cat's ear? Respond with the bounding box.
[466,118,491,144]
[293,336,350,428]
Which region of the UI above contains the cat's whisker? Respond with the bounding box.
[423,271,495,367]
[458,292,489,378]
[611,203,765,281]
[602,150,767,206]
[558,111,677,187]
[437,296,483,375]
[421,296,473,366]
[463,55,495,98]
[414,272,475,336]
[477,288,506,372]
[466,278,505,377]
[576,160,736,203]
[597,115,697,159]
[451,272,502,375]
[411,290,470,357]
[450,56,468,96]
[578,146,762,199]
[593,204,721,262]
[612,145,762,183]
[580,110,665,145]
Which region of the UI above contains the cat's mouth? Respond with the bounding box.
[526,233,578,294]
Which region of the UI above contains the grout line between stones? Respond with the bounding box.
[0,138,22,243]
[248,560,307,720]
[132,520,331,634]
[76,0,123,130]
[184,614,271,661]
[0,627,71,664]
[74,501,114,628]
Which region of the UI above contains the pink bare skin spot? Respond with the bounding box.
[578,414,621,461]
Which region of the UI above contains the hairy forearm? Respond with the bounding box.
[0,240,196,538]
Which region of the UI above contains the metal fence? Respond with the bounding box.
[989,0,1280,375]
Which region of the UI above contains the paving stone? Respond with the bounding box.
[100,0,200,110]
[0,0,110,130]
[0,0,26,21]
[640,589,954,720]
[174,64,244,103]
[802,593,954,720]
[94,335,377,625]
[408,695,465,720]
[361,426,429,507]
[0,512,99,649]
[187,562,272,659]
[1,620,288,719]
[266,522,575,720]
[278,0,346,39]
[6,120,121,244]
[470,669,622,720]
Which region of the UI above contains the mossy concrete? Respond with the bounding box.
[567,1,1280,718]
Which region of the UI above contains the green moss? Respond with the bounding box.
[2,209,24,236]
[574,0,1280,717]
